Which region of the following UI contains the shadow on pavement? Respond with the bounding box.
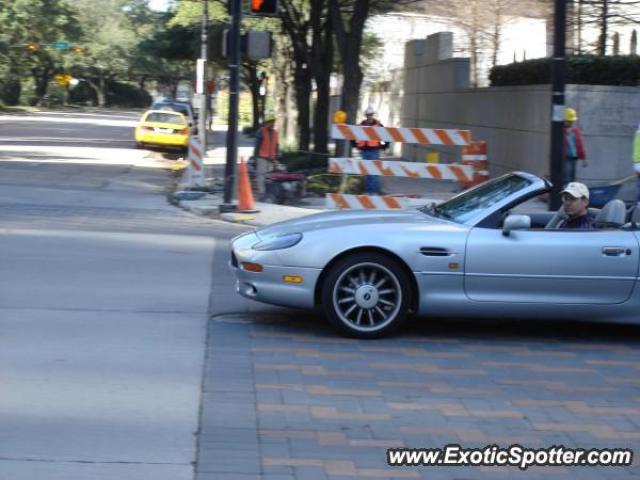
[226,308,640,345]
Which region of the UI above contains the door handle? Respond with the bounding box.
[602,247,626,256]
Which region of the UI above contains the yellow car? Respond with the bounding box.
[134,110,190,151]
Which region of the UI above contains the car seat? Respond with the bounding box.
[623,205,640,229]
[594,199,626,228]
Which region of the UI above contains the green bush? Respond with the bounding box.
[68,81,97,105]
[107,81,151,108]
[278,150,330,173]
[215,91,253,126]
[0,76,21,105]
[490,55,640,87]
[306,173,364,195]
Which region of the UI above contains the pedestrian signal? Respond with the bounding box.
[247,0,278,16]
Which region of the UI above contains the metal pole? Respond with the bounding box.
[549,0,567,210]
[199,0,208,154]
[221,0,242,211]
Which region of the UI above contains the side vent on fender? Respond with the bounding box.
[419,247,452,257]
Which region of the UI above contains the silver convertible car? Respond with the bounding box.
[229,172,640,338]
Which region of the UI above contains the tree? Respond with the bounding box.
[329,0,420,125]
[68,0,142,106]
[427,0,546,87]
[0,0,81,105]
[135,21,200,95]
[171,0,277,131]
[276,0,336,153]
[570,0,640,55]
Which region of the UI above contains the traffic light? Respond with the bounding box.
[247,0,278,16]
[25,43,39,52]
[71,46,85,54]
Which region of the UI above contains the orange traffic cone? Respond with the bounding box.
[237,157,258,213]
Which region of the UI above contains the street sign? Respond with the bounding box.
[51,40,70,50]
[54,73,73,86]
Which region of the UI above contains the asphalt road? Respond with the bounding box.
[0,110,250,480]
[2,110,640,480]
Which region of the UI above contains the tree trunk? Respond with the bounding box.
[242,63,262,130]
[279,0,313,151]
[330,0,370,124]
[293,65,312,151]
[631,29,638,55]
[469,34,479,88]
[32,65,52,105]
[597,0,608,55]
[577,0,583,53]
[272,36,295,144]
[311,0,333,154]
[97,70,107,107]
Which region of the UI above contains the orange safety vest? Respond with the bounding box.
[258,126,278,160]
[356,119,382,149]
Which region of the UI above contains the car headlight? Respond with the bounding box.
[252,232,303,251]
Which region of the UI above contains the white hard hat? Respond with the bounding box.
[364,106,376,115]
[562,182,590,200]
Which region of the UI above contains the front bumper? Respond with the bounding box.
[229,240,321,309]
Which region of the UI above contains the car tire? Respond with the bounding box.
[321,252,411,338]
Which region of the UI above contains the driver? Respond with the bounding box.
[557,182,596,229]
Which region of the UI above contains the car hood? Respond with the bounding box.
[255,208,452,238]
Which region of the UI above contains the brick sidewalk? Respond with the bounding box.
[197,243,640,480]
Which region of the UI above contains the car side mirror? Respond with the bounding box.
[502,214,531,237]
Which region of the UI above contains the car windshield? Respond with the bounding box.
[154,103,190,117]
[420,174,532,224]
[145,112,185,124]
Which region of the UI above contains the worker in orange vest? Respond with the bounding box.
[254,118,279,197]
[354,106,388,194]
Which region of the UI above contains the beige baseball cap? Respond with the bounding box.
[561,182,590,200]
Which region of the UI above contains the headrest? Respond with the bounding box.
[595,199,626,228]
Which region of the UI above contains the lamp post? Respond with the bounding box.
[221,0,242,212]
[549,0,567,210]
[199,0,209,154]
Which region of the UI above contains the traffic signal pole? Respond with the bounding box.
[199,0,209,154]
[221,0,242,211]
[549,0,567,210]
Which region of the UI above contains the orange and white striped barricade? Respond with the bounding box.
[460,140,489,189]
[327,124,474,209]
[184,136,205,188]
[331,124,471,146]
[329,158,473,183]
[326,193,412,210]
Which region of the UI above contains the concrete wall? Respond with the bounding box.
[401,32,640,191]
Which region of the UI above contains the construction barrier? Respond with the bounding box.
[327,123,475,210]
[329,158,472,183]
[326,193,412,210]
[184,136,204,188]
[331,124,471,146]
[460,140,489,189]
